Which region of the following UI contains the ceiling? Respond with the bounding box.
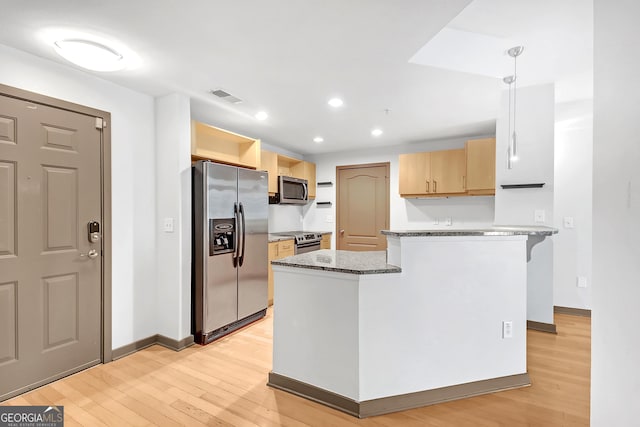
[0,0,592,155]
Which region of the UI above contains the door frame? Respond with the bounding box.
[0,83,113,363]
[335,162,390,250]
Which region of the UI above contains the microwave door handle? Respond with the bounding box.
[239,202,246,267]
[303,182,308,201]
[232,203,239,268]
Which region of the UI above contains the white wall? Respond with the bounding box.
[304,136,497,247]
[155,94,192,341]
[553,100,593,310]
[592,0,640,424]
[494,83,556,325]
[268,205,303,233]
[0,44,158,349]
[495,84,555,226]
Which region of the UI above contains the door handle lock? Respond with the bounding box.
[88,221,101,243]
[80,249,99,259]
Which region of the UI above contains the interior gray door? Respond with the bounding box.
[237,168,268,319]
[0,94,102,400]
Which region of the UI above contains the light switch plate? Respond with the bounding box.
[445,217,452,226]
[577,276,588,288]
[325,214,334,223]
[563,216,575,228]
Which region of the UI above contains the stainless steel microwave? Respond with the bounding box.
[276,175,308,204]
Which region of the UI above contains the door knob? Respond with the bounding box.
[340,229,345,235]
[80,249,99,259]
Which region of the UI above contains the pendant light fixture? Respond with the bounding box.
[504,46,524,170]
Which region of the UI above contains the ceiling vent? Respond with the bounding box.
[209,89,243,104]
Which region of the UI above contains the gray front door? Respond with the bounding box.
[0,94,102,400]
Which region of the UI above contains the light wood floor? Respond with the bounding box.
[4,310,590,426]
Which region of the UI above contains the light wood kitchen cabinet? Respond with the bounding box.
[431,149,466,194]
[260,150,278,194]
[268,239,295,305]
[399,152,431,195]
[191,120,260,169]
[399,150,466,196]
[465,138,496,195]
[260,150,317,199]
[320,233,331,249]
[291,161,316,199]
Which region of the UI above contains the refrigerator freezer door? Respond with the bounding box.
[204,162,239,332]
[237,168,269,319]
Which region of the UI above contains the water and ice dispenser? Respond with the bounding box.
[209,218,235,256]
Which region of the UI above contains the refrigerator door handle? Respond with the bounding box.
[233,202,239,267]
[239,202,246,267]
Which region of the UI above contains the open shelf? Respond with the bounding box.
[500,183,545,189]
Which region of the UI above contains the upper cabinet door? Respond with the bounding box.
[465,138,496,194]
[260,150,278,194]
[399,152,431,195]
[431,149,466,194]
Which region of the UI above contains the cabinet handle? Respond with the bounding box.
[426,180,430,193]
[463,175,466,189]
[433,180,437,193]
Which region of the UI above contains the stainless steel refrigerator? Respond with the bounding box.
[192,161,268,344]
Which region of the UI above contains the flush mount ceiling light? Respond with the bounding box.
[504,46,524,170]
[371,128,383,137]
[54,38,126,72]
[255,111,268,121]
[328,98,344,108]
[313,136,324,143]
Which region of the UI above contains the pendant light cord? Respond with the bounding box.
[513,53,518,156]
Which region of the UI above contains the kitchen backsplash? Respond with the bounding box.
[268,204,303,233]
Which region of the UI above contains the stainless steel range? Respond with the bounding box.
[275,231,322,254]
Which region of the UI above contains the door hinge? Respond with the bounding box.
[95,117,107,129]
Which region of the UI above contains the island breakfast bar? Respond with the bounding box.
[268,227,556,418]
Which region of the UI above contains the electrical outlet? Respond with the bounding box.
[163,217,174,233]
[433,218,439,225]
[502,321,513,339]
[563,216,575,228]
[325,214,334,223]
[534,210,545,223]
[577,276,588,288]
[445,217,452,226]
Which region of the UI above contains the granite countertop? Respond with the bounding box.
[382,225,558,237]
[271,249,401,275]
[268,230,332,243]
[268,234,296,243]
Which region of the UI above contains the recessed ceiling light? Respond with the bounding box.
[255,111,268,121]
[53,39,125,72]
[328,98,344,108]
[371,128,383,137]
[313,137,324,143]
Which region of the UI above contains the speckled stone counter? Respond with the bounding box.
[271,249,401,275]
[382,225,557,237]
[268,234,295,243]
[268,231,332,243]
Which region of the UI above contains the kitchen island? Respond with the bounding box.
[268,227,556,418]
